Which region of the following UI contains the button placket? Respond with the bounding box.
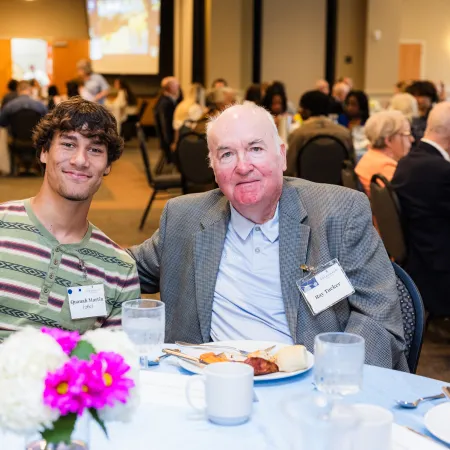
[39,246,62,305]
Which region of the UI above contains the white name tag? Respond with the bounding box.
[67,284,107,320]
[297,259,355,315]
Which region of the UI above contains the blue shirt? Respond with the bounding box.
[210,205,294,344]
[84,74,109,105]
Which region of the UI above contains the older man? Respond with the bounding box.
[129,103,407,370]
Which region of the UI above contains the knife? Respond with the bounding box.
[442,386,450,400]
[162,348,209,367]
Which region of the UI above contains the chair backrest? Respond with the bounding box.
[370,174,407,264]
[176,132,215,185]
[138,100,148,121]
[341,160,359,190]
[136,124,154,187]
[297,134,350,185]
[392,262,425,373]
[9,109,43,141]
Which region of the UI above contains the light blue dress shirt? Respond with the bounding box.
[210,204,294,344]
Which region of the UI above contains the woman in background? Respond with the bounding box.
[389,93,419,123]
[261,81,291,142]
[244,84,262,105]
[339,90,370,131]
[111,78,138,134]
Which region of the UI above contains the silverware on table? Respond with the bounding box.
[404,426,447,447]
[163,348,209,367]
[442,386,450,400]
[175,341,276,357]
[395,393,445,409]
[147,349,181,367]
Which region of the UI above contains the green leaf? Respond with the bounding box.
[89,408,108,438]
[71,340,96,360]
[41,413,77,445]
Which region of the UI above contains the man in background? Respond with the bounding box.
[330,81,350,115]
[1,79,18,108]
[286,90,354,176]
[315,79,330,95]
[76,59,110,104]
[0,80,47,128]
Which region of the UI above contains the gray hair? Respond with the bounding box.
[425,101,450,137]
[364,110,407,149]
[389,93,419,122]
[206,102,283,166]
[76,59,92,75]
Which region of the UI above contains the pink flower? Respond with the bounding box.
[43,358,91,415]
[85,352,135,409]
[41,328,80,355]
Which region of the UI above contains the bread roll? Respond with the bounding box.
[275,345,308,372]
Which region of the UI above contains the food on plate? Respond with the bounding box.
[200,352,229,363]
[275,345,308,372]
[243,357,279,376]
[247,350,276,363]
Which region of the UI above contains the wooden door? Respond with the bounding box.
[0,40,12,97]
[398,43,422,81]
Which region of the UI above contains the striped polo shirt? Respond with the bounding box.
[0,199,141,341]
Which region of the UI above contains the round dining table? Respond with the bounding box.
[1,347,449,450]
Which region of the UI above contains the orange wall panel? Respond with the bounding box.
[0,40,12,97]
[51,40,89,95]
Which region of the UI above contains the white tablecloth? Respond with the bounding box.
[0,127,10,175]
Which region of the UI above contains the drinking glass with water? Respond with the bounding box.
[314,332,365,397]
[122,299,165,369]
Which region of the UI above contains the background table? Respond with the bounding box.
[1,349,449,449]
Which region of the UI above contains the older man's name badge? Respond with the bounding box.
[67,284,107,320]
[297,259,355,315]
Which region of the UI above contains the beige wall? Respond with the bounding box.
[400,0,450,85]
[365,0,402,95]
[336,0,367,89]
[261,0,326,105]
[174,0,193,95]
[205,0,253,93]
[0,0,88,39]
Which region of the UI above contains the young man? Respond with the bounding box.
[0,97,140,340]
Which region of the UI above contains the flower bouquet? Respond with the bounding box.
[0,327,139,448]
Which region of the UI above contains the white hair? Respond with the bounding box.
[206,102,283,166]
[364,110,407,149]
[389,93,419,122]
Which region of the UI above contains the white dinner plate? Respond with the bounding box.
[177,339,314,381]
[424,402,450,444]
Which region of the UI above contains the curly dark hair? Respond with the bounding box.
[33,96,123,166]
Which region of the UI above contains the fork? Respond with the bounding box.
[175,341,276,357]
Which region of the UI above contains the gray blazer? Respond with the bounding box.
[128,178,408,371]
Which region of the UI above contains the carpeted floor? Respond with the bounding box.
[1,138,449,381]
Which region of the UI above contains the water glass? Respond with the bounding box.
[122,299,165,369]
[314,332,365,397]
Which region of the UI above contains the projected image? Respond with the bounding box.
[87,0,160,74]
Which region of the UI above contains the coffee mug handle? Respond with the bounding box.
[185,375,206,412]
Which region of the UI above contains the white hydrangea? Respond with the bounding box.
[83,329,140,422]
[0,328,68,433]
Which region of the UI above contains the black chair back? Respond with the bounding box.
[137,100,148,121]
[136,124,154,187]
[392,262,425,373]
[297,134,350,185]
[9,109,42,141]
[370,174,407,264]
[177,132,214,185]
[341,160,359,190]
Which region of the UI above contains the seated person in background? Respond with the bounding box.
[0,98,140,340]
[244,84,262,105]
[0,80,47,128]
[47,85,64,111]
[356,110,413,197]
[153,76,180,159]
[262,81,292,142]
[206,78,228,109]
[285,90,354,177]
[110,78,139,135]
[329,81,350,115]
[389,93,419,123]
[406,81,438,142]
[66,80,81,98]
[338,90,370,131]
[1,79,18,108]
[172,83,206,144]
[315,79,330,95]
[128,102,407,371]
[392,102,450,322]
[29,79,42,101]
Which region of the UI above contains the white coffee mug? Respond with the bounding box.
[185,362,254,425]
[352,404,393,450]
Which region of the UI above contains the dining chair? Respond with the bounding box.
[392,262,425,374]
[137,124,183,230]
[297,134,350,185]
[370,174,407,265]
[341,160,363,192]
